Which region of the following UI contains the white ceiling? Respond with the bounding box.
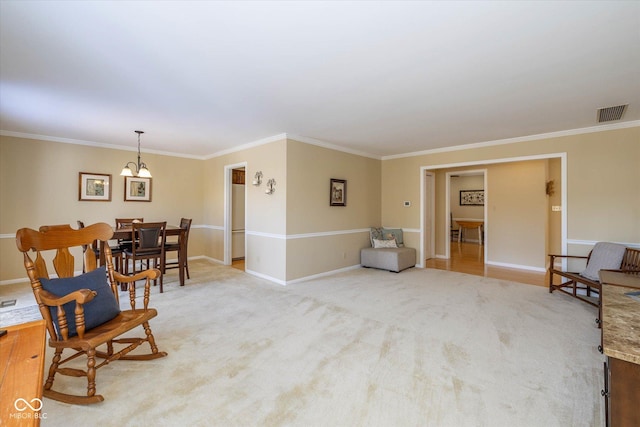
[1,1,639,159]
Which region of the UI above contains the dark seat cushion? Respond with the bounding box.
[40,266,121,337]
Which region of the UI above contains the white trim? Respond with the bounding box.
[0,130,204,159]
[422,153,567,268]
[195,224,224,231]
[205,134,287,159]
[245,228,370,240]
[4,122,638,163]
[245,268,286,286]
[286,229,369,239]
[285,264,362,285]
[286,134,380,160]
[245,264,363,286]
[0,233,14,239]
[245,231,287,240]
[382,121,640,160]
[567,239,640,249]
[485,261,547,273]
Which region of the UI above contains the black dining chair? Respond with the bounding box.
[164,218,192,281]
[123,221,167,293]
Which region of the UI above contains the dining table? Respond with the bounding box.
[99,225,187,287]
[456,220,484,245]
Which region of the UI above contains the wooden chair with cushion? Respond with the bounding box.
[114,217,144,251]
[15,222,167,404]
[164,218,192,281]
[123,221,167,293]
[549,242,640,327]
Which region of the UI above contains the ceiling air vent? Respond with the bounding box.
[597,104,627,123]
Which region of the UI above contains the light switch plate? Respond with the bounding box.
[552,205,561,211]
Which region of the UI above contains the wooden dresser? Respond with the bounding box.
[599,271,640,427]
[0,320,47,427]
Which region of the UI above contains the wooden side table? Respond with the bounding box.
[0,320,47,426]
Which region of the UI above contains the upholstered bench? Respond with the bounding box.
[361,227,416,273]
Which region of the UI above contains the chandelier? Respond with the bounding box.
[120,130,151,178]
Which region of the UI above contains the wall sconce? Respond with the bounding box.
[545,180,555,196]
[265,178,276,195]
[253,171,263,186]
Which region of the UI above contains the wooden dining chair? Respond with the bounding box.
[15,222,167,404]
[123,222,167,293]
[164,218,192,281]
[77,220,124,274]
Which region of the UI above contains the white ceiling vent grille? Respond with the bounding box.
[597,104,627,123]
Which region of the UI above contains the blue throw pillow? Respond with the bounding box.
[40,266,120,337]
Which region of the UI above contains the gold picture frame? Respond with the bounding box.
[124,176,152,202]
[79,172,111,201]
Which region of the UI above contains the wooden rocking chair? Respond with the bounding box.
[15,222,167,404]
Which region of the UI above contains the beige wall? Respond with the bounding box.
[382,126,640,269]
[285,140,381,281]
[202,138,288,280]
[486,161,547,269]
[0,135,205,281]
[2,125,638,283]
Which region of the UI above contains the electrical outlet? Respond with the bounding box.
[404,201,411,207]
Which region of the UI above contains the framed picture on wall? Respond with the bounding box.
[79,172,111,201]
[330,178,347,206]
[124,176,152,202]
[460,190,484,206]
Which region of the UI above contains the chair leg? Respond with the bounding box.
[44,349,63,392]
[86,348,98,398]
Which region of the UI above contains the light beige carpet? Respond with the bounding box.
[31,261,602,426]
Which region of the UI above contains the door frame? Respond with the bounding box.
[224,162,247,266]
[420,170,435,267]
[445,169,487,262]
[420,153,567,266]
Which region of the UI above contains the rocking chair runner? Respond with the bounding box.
[15,222,167,404]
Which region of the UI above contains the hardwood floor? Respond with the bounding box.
[425,242,548,287]
[232,259,245,271]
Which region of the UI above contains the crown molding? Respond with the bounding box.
[204,133,288,159]
[0,130,204,160]
[285,134,381,160]
[382,120,640,160]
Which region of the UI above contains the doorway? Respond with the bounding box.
[420,153,567,271]
[422,171,435,265]
[446,169,487,264]
[224,162,247,268]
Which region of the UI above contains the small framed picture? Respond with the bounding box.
[330,178,347,207]
[460,190,484,206]
[124,176,152,202]
[79,172,111,201]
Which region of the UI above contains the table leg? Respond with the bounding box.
[458,227,462,243]
[478,226,483,245]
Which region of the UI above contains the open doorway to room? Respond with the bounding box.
[224,163,247,271]
[447,169,487,264]
[420,153,567,286]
